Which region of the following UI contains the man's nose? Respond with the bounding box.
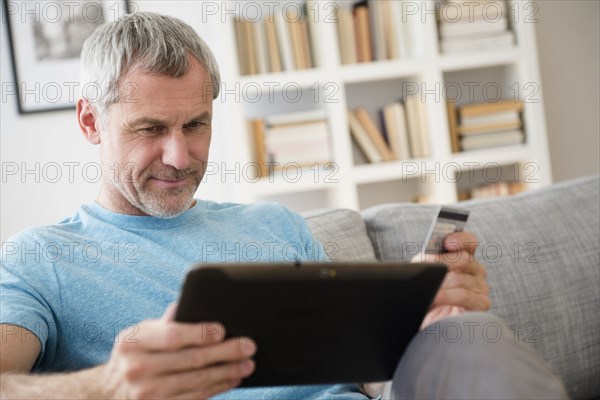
[161,131,191,171]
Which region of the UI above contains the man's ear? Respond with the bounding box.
[76,98,101,145]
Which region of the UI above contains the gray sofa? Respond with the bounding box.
[303,175,600,400]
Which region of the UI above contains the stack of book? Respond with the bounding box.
[447,99,525,152]
[250,110,331,177]
[234,3,318,75]
[438,0,515,53]
[458,181,526,200]
[348,95,430,163]
[336,0,411,64]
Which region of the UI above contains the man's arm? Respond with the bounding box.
[0,324,106,399]
[0,325,40,373]
[0,307,256,399]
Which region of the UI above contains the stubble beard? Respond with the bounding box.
[118,164,204,218]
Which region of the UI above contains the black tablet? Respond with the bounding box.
[174,262,446,387]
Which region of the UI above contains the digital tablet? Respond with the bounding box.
[174,262,446,387]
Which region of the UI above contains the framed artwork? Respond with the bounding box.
[3,0,130,114]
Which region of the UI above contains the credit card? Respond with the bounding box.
[423,206,470,254]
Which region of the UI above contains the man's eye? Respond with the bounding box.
[140,126,163,135]
[187,121,207,129]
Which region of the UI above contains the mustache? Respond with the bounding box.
[145,166,200,181]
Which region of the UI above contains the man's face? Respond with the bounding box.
[96,57,214,218]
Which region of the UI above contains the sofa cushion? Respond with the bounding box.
[361,175,600,400]
[303,208,377,262]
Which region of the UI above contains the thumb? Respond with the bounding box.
[161,303,178,322]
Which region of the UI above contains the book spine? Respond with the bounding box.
[348,110,383,163]
[264,17,283,73]
[354,108,396,161]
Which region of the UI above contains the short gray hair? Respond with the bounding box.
[80,11,220,115]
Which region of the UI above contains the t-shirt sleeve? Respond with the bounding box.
[283,207,330,263]
[1,233,60,369]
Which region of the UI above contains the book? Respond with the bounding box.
[336,2,357,64]
[438,0,508,24]
[265,109,327,127]
[250,119,268,177]
[243,19,258,75]
[353,2,372,62]
[405,94,430,158]
[389,0,411,59]
[383,102,411,159]
[300,18,313,68]
[288,12,306,69]
[252,19,269,74]
[264,16,283,73]
[459,100,524,118]
[262,117,331,166]
[370,0,387,60]
[348,110,383,163]
[440,31,515,53]
[265,121,329,143]
[415,95,431,158]
[460,129,524,151]
[351,134,370,165]
[234,18,252,75]
[446,100,460,153]
[354,108,397,161]
[468,181,524,199]
[439,16,508,38]
[274,8,295,70]
[460,109,521,126]
[381,0,400,60]
[459,120,522,135]
[305,0,320,67]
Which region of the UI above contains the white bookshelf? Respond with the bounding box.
[207,0,552,212]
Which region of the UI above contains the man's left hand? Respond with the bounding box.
[412,231,491,329]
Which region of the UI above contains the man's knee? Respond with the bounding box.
[385,312,569,399]
[418,312,510,348]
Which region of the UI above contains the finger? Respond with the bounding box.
[444,232,479,254]
[440,251,487,278]
[150,360,254,398]
[441,271,489,294]
[161,303,178,322]
[432,287,491,311]
[418,251,478,274]
[118,320,226,352]
[131,338,256,376]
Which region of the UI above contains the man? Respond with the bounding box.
[0,12,567,400]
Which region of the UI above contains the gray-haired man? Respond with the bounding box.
[0,11,567,400]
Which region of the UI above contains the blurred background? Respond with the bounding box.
[0,0,600,241]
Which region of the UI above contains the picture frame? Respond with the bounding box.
[3,0,130,114]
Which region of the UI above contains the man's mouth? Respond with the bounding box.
[150,176,189,186]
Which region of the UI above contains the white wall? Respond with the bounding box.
[535,0,600,182]
[2,1,599,240]
[0,1,231,241]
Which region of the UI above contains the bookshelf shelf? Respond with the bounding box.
[209,0,552,213]
[245,176,334,197]
[238,68,332,89]
[449,144,531,166]
[340,59,423,83]
[439,47,520,71]
[353,158,433,185]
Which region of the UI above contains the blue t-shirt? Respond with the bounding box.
[1,200,368,399]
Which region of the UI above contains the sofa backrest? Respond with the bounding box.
[303,208,376,262]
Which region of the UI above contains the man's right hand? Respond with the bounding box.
[102,304,256,399]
